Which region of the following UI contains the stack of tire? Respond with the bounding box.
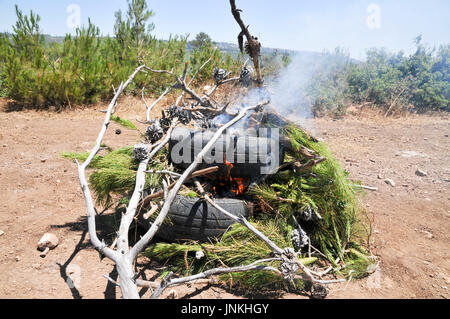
[139,128,284,242]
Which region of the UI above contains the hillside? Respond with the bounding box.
[2,32,325,59]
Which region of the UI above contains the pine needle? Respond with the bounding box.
[110,115,137,130]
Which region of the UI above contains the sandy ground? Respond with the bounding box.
[0,98,449,299]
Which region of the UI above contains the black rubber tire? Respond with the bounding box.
[138,195,250,242]
[169,128,285,178]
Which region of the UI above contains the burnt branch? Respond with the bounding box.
[230,0,263,86]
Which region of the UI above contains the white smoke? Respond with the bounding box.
[216,51,347,133]
[264,53,323,132]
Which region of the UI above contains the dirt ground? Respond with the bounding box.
[0,97,449,299]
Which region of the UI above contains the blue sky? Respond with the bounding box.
[0,0,448,60]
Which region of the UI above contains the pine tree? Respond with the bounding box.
[114,0,154,63]
[11,5,44,60]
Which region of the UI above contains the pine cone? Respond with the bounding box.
[159,117,172,130]
[166,105,191,125]
[146,120,164,144]
[291,228,309,249]
[133,143,150,161]
[167,105,180,118]
[213,67,230,83]
[298,206,320,222]
[311,284,328,299]
[240,66,252,87]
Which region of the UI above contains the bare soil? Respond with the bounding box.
[0,98,449,299]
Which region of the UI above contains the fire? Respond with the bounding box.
[213,154,248,196]
[232,177,247,195]
[224,154,233,178]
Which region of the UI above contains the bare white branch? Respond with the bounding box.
[150,258,282,299]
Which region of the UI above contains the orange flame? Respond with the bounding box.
[222,154,247,196]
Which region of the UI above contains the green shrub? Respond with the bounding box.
[0,2,241,108]
[307,39,449,116]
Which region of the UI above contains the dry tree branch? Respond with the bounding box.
[143,65,213,108]
[76,65,157,298]
[143,86,173,123]
[176,57,213,106]
[75,66,184,298]
[138,166,219,208]
[76,65,148,263]
[230,0,263,86]
[144,169,182,178]
[196,77,240,105]
[188,57,213,86]
[149,258,283,299]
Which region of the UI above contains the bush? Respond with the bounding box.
[308,38,449,116]
[308,48,353,117]
[0,2,242,108]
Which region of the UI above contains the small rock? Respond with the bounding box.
[2,144,7,147]
[115,129,122,135]
[0,230,4,236]
[56,179,61,184]
[384,178,396,187]
[377,174,383,180]
[424,231,433,239]
[416,169,427,177]
[40,158,46,163]
[15,256,20,262]
[37,233,59,257]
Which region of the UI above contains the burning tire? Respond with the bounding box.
[139,195,251,242]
